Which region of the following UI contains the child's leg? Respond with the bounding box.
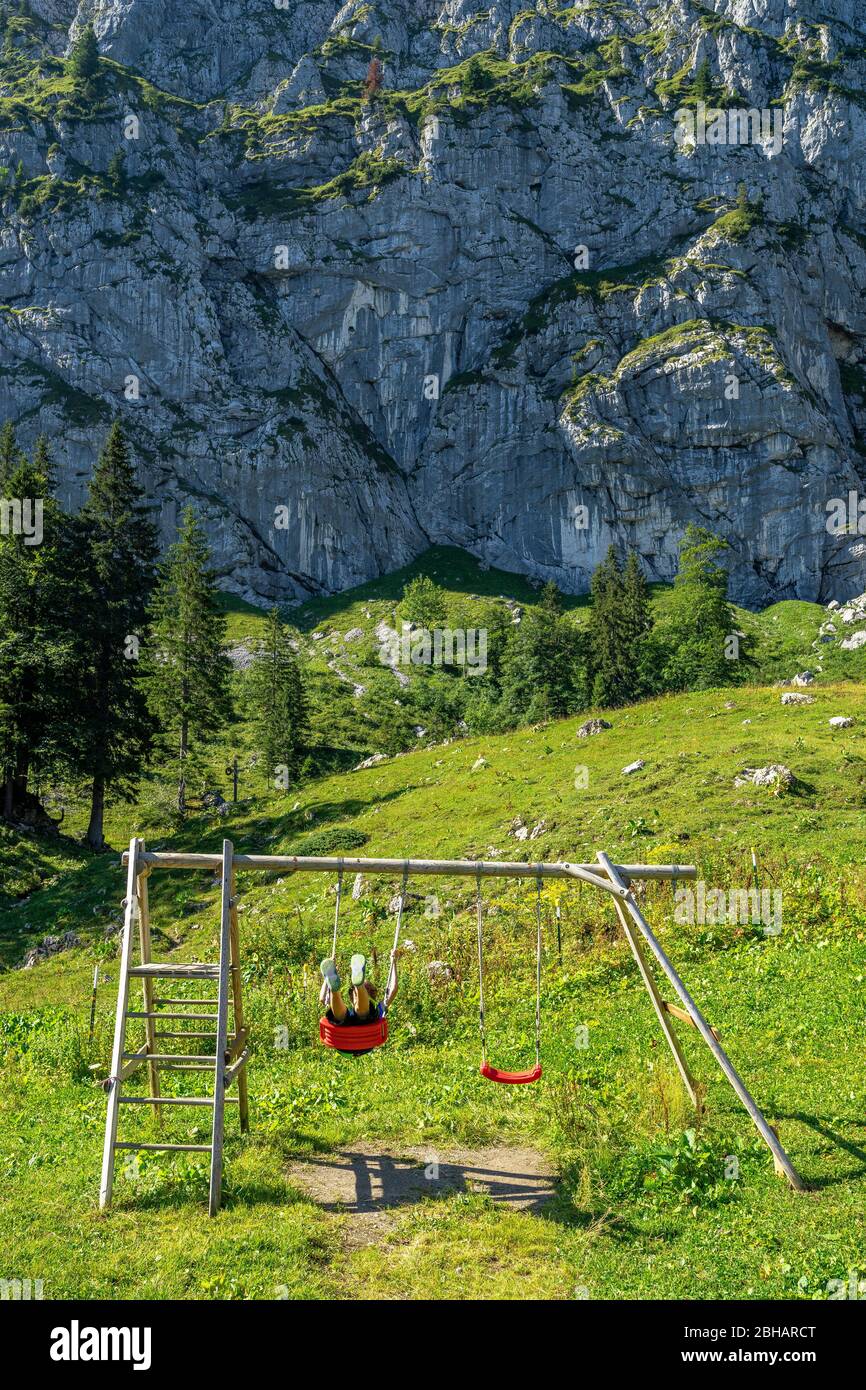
[350,953,373,1020]
[320,959,348,1022]
[329,989,348,1022]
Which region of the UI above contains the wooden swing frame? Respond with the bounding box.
[101,844,804,1214]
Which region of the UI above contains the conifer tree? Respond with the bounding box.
[247,607,307,790]
[588,546,627,707]
[499,582,587,722]
[69,23,99,82]
[73,421,158,849]
[655,525,748,691]
[143,506,232,815]
[0,437,77,819]
[0,420,22,488]
[589,547,654,707]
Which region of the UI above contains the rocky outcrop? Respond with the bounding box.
[1,1,865,605]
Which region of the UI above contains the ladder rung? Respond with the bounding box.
[153,997,224,1006]
[152,1063,216,1071]
[126,1012,218,1021]
[154,1031,219,1039]
[119,1096,214,1106]
[115,1142,212,1153]
[122,1053,215,1064]
[128,963,220,979]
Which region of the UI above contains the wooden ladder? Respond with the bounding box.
[99,837,249,1216]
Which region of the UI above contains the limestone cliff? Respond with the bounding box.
[1,0,865,605]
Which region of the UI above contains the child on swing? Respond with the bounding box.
[319,952,399,1030]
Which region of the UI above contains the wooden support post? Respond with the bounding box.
[99,837,141,1210]
[208,839,234,1215]
[599,857,699,1109]
[228,854,249,1133]
[135,850,162,1129]
[597,854,805,1191]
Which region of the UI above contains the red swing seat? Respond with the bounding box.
[480,1060,542,1085]
[319,1015,388,1052]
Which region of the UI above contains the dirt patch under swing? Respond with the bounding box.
[286,1143,557,1245]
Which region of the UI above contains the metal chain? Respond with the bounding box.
[475,866,487,1063]
[330,861,344,960]
[383,862,409,1016]
[534,871,543,1067]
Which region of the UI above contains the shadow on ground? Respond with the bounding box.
[286,1142,557,1217]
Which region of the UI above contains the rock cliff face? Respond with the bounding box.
[1,0,865,604]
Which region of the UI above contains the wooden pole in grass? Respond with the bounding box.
[596,852,804,1191]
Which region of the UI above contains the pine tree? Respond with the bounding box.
[69,23,99,82]
[0,438,77,820]
[143,506,232,815]
[588,546,627,707]
[0,419,22,488]
[499,590,587,723]
[73,421,159,849]
[655,525,748,691]
[692,57,713,101]
[621,549,653,695]
[247,607,307,790]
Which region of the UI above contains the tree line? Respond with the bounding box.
[370,527,748,749]
[0,422,306,849]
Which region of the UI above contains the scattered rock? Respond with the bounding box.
[343,627,364,643]
[734,764,795,792]
[723,701,735,709]
[471,756,488,771]
[781,692,815,706]
[529,819,547,840]
[792,670,815,685]
[829,716,856,729]
[353,753,389,770]
[226,641,256,670]
[841,630,866,651]
[202,789,230,815]
[21,931,80,969]
[622,759,645,775]
[351,874,365,900]
[577,718,612,738]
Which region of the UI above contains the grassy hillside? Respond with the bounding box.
[2,661,866,1298]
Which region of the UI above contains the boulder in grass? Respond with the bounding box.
[21,931,81,969]
[577,718,612,738]
[353,752,388,770]
[622,759,645,775]
[829,716,856,729]
[781,692,815,706]
[792,671,815,686]
[841,630,866,651]
[734,764,795,793]
[472,756,489,771]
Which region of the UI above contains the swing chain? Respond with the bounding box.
[534,870,543,1068]
[330,860,344,960]
[475,866,488,1064]
[383,861,409,1015]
